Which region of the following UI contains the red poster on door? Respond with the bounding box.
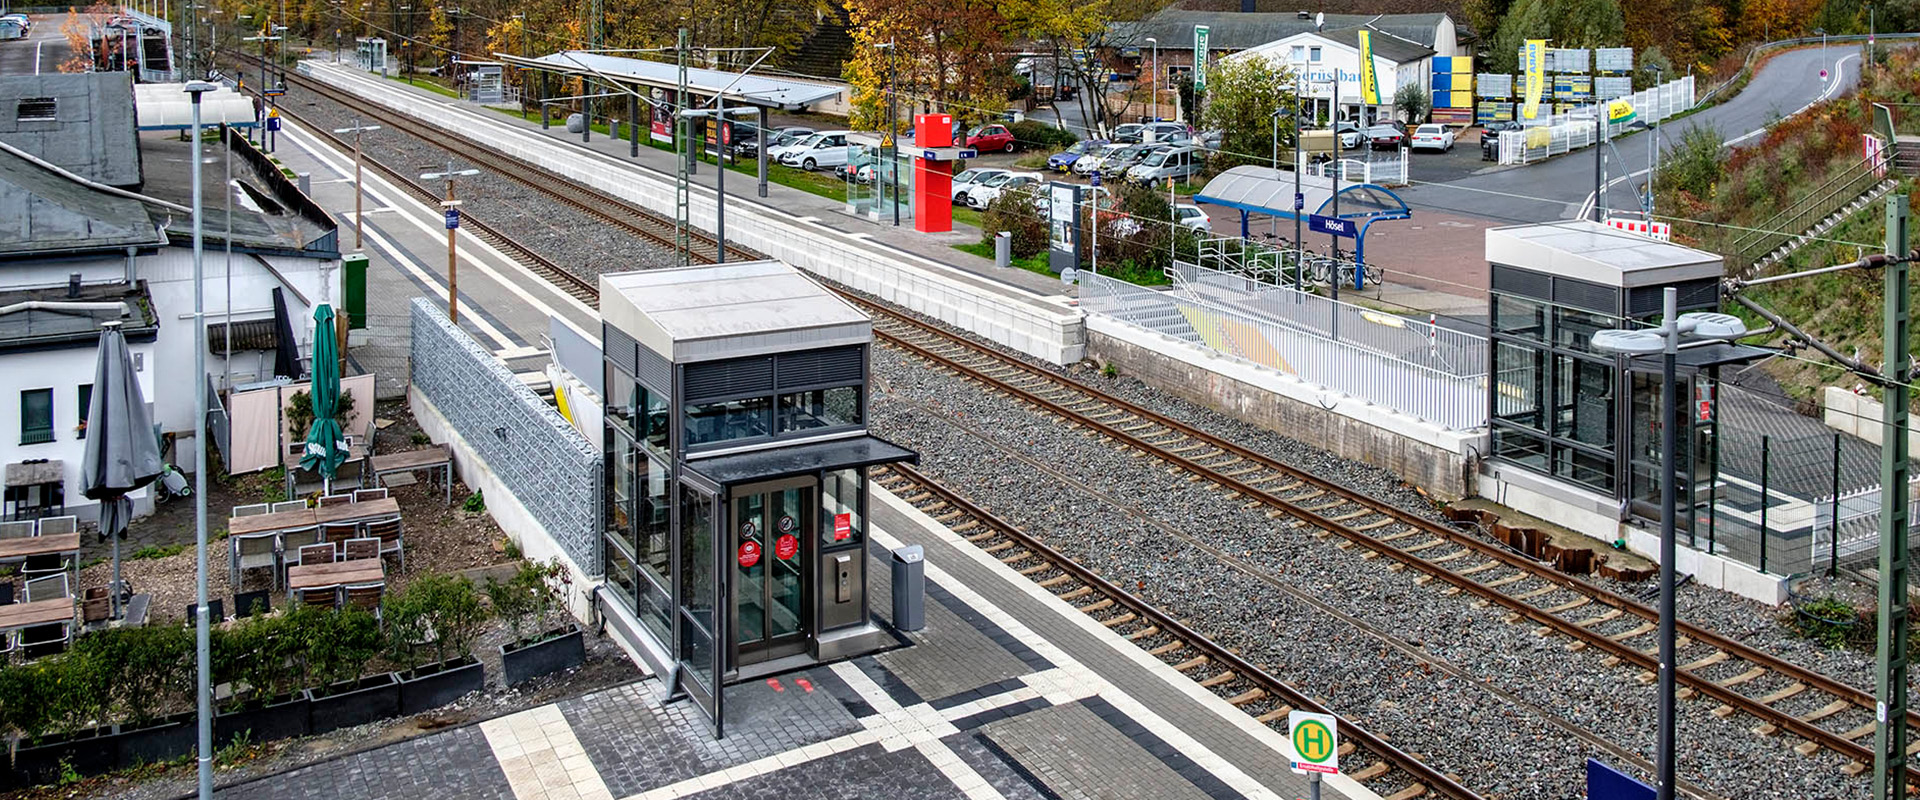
[833,513,852,541]
[775,533,798,560]
[737,540,761,568]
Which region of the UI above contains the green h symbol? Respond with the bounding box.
[1298,723,1331,761]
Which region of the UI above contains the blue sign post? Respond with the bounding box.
[1308,214,1355,238]
[1586,759,1655,800]
[444,208,460,230]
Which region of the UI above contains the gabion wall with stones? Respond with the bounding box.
[409,299,601,573]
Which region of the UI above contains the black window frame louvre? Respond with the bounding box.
[20,387,54,445]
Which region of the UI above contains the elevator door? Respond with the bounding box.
[734,486,810,665]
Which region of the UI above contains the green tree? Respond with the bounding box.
[1198,56,1298,172]
[1486,0,1625,73]
[1394,83,1430,125]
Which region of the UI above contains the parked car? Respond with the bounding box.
[1109,123,1147,144]
[1365,123,1406,150]
[1099,144,1162,181]
[1173,204,1211,231]
[1125,145,1204,185]
[1334,123,1364,149]
[951,167,1009,205]
[1411,124,1455,152]
[1479,120,1522,161]
[1048,139,1109,172]
[965,171,1044,210]
[774,131,854,170]
[1195,129,1224,150]
[741,126,813,156]
[1072,143,1127,176]
[966,123,1018,153]
[1142,122,1192,144]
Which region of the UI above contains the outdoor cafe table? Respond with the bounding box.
[227,497,402,537]
[287,560,385,595]
[0,598,75,635]
[0,532,82,585]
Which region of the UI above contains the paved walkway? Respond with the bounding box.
[215,487,1371,800]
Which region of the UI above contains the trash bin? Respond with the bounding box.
[995,231,1012,269]
[891,545,925,631]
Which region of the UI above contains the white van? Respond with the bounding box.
[774,131,854,171]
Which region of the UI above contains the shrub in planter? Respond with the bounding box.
[307,672,401,734]
[385,573,490,714]
[489,559,584,685]
[115,711,197,768]
[0,643,118,785]
[300,605,388,733]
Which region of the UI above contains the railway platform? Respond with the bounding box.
[297,60,1086,367]
[210,482,1374,800]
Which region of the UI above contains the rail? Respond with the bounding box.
[1729,153,1888,276]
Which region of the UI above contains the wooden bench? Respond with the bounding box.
[370,444,453,504]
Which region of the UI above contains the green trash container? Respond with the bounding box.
[342,253,368,330]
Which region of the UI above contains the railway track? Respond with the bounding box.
[876,462,1482,800]
[262,58,1918,791]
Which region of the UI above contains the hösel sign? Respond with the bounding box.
[1308,214,1355,238]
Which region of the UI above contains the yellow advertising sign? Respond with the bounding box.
[1607,99,1638,126]
[1521,39,1547,120]
[1357,30,1381,106]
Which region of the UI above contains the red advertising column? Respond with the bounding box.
[914,113,955,234]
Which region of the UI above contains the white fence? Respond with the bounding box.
[1079,263,1488,430]
[1498,75,1696,165]
[1307,152,1408,187]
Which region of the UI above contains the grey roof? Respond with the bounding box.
[0,280,159,353]
[0,149,166,257]
[134,132,335,254]
[517,52,844,110]
[1315,26,1434,63]
[686,434,917,486]
[1195,165,1409,219]
[1485,220,1724,289]
[1111,9,1449,51]
[0,73,142,188]
[600,260,872,363]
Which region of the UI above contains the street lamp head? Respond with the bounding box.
[183,80,217,95]
[1814,27,1826,36]
[1676,311,1748,340]
[1590,329,1666,355]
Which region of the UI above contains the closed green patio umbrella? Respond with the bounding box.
[298,303,348,492]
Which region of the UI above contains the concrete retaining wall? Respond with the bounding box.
[1085,315,1485,500]
[302,62,1085,366]
[409,299,601,585]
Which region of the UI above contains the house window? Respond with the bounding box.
[76,384,93,439]
[1309,46,1322,63]
[20,389,53,444]
[1291,45,1306,62]
[16,97,55,122]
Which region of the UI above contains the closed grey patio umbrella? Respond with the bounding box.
[81,321,163,620]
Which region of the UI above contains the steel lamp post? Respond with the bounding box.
[1591,288,1748,800]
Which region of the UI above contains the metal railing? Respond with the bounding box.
[1498,76,1695,165]
[1728,152,1889,275]
[1306,152,1408,186]
[1081,263,1488,430]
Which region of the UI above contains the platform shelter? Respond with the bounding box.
[595,260,917,737]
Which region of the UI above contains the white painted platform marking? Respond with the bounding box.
[481,705,614,800]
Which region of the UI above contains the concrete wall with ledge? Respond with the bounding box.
[1480,462,1789,605]
[1085,314,1485,500]
[1824,386,1918,453]
[300,62,1086,366]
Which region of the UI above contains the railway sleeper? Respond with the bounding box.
[1329,508,1373,523]
[1126,625,1160,641]
[1757,682,1807,704]
[1018,564,1052,576]
[1227,688,1266,706]
[1198,671,1236,688]
[1079,598,1115,613]
[1607,622,1656,642]
[1801,700,1851,723]
[1174,655,1210,671]
[1102,612,1137,628]
[1348,762,1390,781]
[1058,586,1092,601]
[1255,706,1295,724]
[1680,651,1728,671]
[998,550,1032,564]
[1430,549,1474,564]
[1037,575,1073,588]
[984,541,1015,553]
[1544,596,1591,614]
[1513,585,1556,601]
[1149,641,1186,656]
[1383,784,1430,800]
[1717,667,1768,688]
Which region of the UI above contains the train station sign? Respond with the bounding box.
[1287,711,1340,775]
[1308,214,1355,238]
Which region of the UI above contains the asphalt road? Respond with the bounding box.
[1395,44,1864,225]
[0,16,72,77]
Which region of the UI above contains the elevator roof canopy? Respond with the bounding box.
[599,260,871,363]
[1486,220,1722,288]
[507,51,845,110]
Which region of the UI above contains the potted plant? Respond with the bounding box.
[386,573,490,714]
[490,559,583,685]
[285,387,355,440]
[212,608,313,746]
[302,605,395,734]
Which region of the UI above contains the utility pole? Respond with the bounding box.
[888,38,899,226]
[184,79,216,800]
[1593,100,1605,222]
[674,27,692,266]
[1874,193,1911,800]
[333,119,380,249]
[419,162,479,323]
[1293,74,1302,290]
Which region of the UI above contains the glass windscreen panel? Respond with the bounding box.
[777,386,862,433]
[684,397,773,446]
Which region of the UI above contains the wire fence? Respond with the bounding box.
[1697,426,1914,577]
[1080,260,1488,430]
[1496,76,1696,165]
[1306,152,1408,187]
